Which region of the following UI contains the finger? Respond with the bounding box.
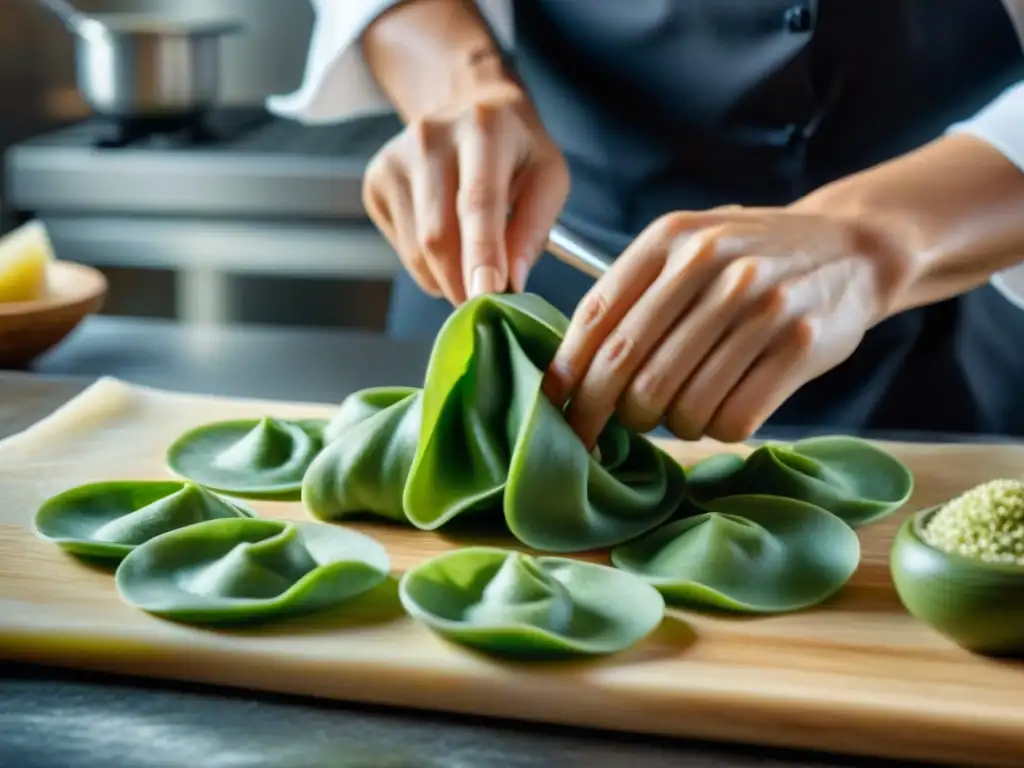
[703,318,820,442]
[363,183,393,239]
[410,147,460,302]
[683,257,869,442]
[361,159,395,236]
[384,180,443,299]
[505,160,570,292]
[664,289,795,441]
[610,228,766,436]
[541,221,675,410]
[544,211,770,411]
[456,111,517,299]
[561,228,736,445]
[608,225,761,433]
[363,150,443,299]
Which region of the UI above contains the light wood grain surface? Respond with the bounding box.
[1,377,1023,767]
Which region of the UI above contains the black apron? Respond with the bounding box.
[386,0,1024,437]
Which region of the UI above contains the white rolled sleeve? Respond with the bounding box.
[948,81,1024,309]
[265,0,514,124]
[948,81,1024,173]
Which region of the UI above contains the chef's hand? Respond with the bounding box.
[542,206,915,447]
[362,84,569,305]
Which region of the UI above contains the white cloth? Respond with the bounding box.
[265,0,512,123]
[267,0,1024,304]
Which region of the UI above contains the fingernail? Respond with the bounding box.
[470,265,501,298]
[565,409,598,452]
[577,422,604,454]
[512,259,530,292]
[541,373,565,406]
[543,361,572,406]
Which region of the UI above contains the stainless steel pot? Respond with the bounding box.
[36,0,242,119]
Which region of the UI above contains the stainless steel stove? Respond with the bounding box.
[4,108,404,324]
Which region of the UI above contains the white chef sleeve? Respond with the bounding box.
[948,81,1024,172]
[266,0,515,125]
[947,81,1024,309]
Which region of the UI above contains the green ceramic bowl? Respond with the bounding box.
[890,505,1024,656]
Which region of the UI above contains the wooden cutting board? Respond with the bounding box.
[2,377,1024,766]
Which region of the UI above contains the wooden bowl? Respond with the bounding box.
[0,261,108,369]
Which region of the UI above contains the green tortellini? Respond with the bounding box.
[611,495,861,613]
[609,436,911,613]
[303,293,688,553]
[305,387,423,523]
[685,436,914,527]
[398,546,665,657]
[322,386,420,446]
[34,480,255,561]
[115,517,391,625]
[167,416,326,500]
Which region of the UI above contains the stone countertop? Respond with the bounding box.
[0,316,937,768]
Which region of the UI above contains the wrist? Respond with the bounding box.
[790,179,922,322]
[415,44,525,116]
[792,134,1024,317]
[362,0,524,122]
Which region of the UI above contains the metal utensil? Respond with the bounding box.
[36,0,242,119]
[546,223,614,278]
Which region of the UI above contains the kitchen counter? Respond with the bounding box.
[1,316,939,768]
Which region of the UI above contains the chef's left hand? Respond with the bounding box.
[542,206,915,447]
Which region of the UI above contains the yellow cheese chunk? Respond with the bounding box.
[0,220,54,303]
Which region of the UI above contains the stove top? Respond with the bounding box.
[5,108,403,219]
[88,110,274,150]
[20,108,402,158]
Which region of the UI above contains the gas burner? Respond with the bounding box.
[92,109,274,150]
[95,114,209,149]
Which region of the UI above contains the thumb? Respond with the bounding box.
[505,160,570,292]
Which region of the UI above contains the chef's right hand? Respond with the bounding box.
[362,83,570,305]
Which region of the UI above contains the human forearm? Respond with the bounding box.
[793,133,1024,317]
[359,0,568,303]
[361,0,522,121]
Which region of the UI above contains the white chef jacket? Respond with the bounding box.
[265,0,1024,308]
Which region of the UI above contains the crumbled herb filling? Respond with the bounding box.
[923,479,1024,565]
